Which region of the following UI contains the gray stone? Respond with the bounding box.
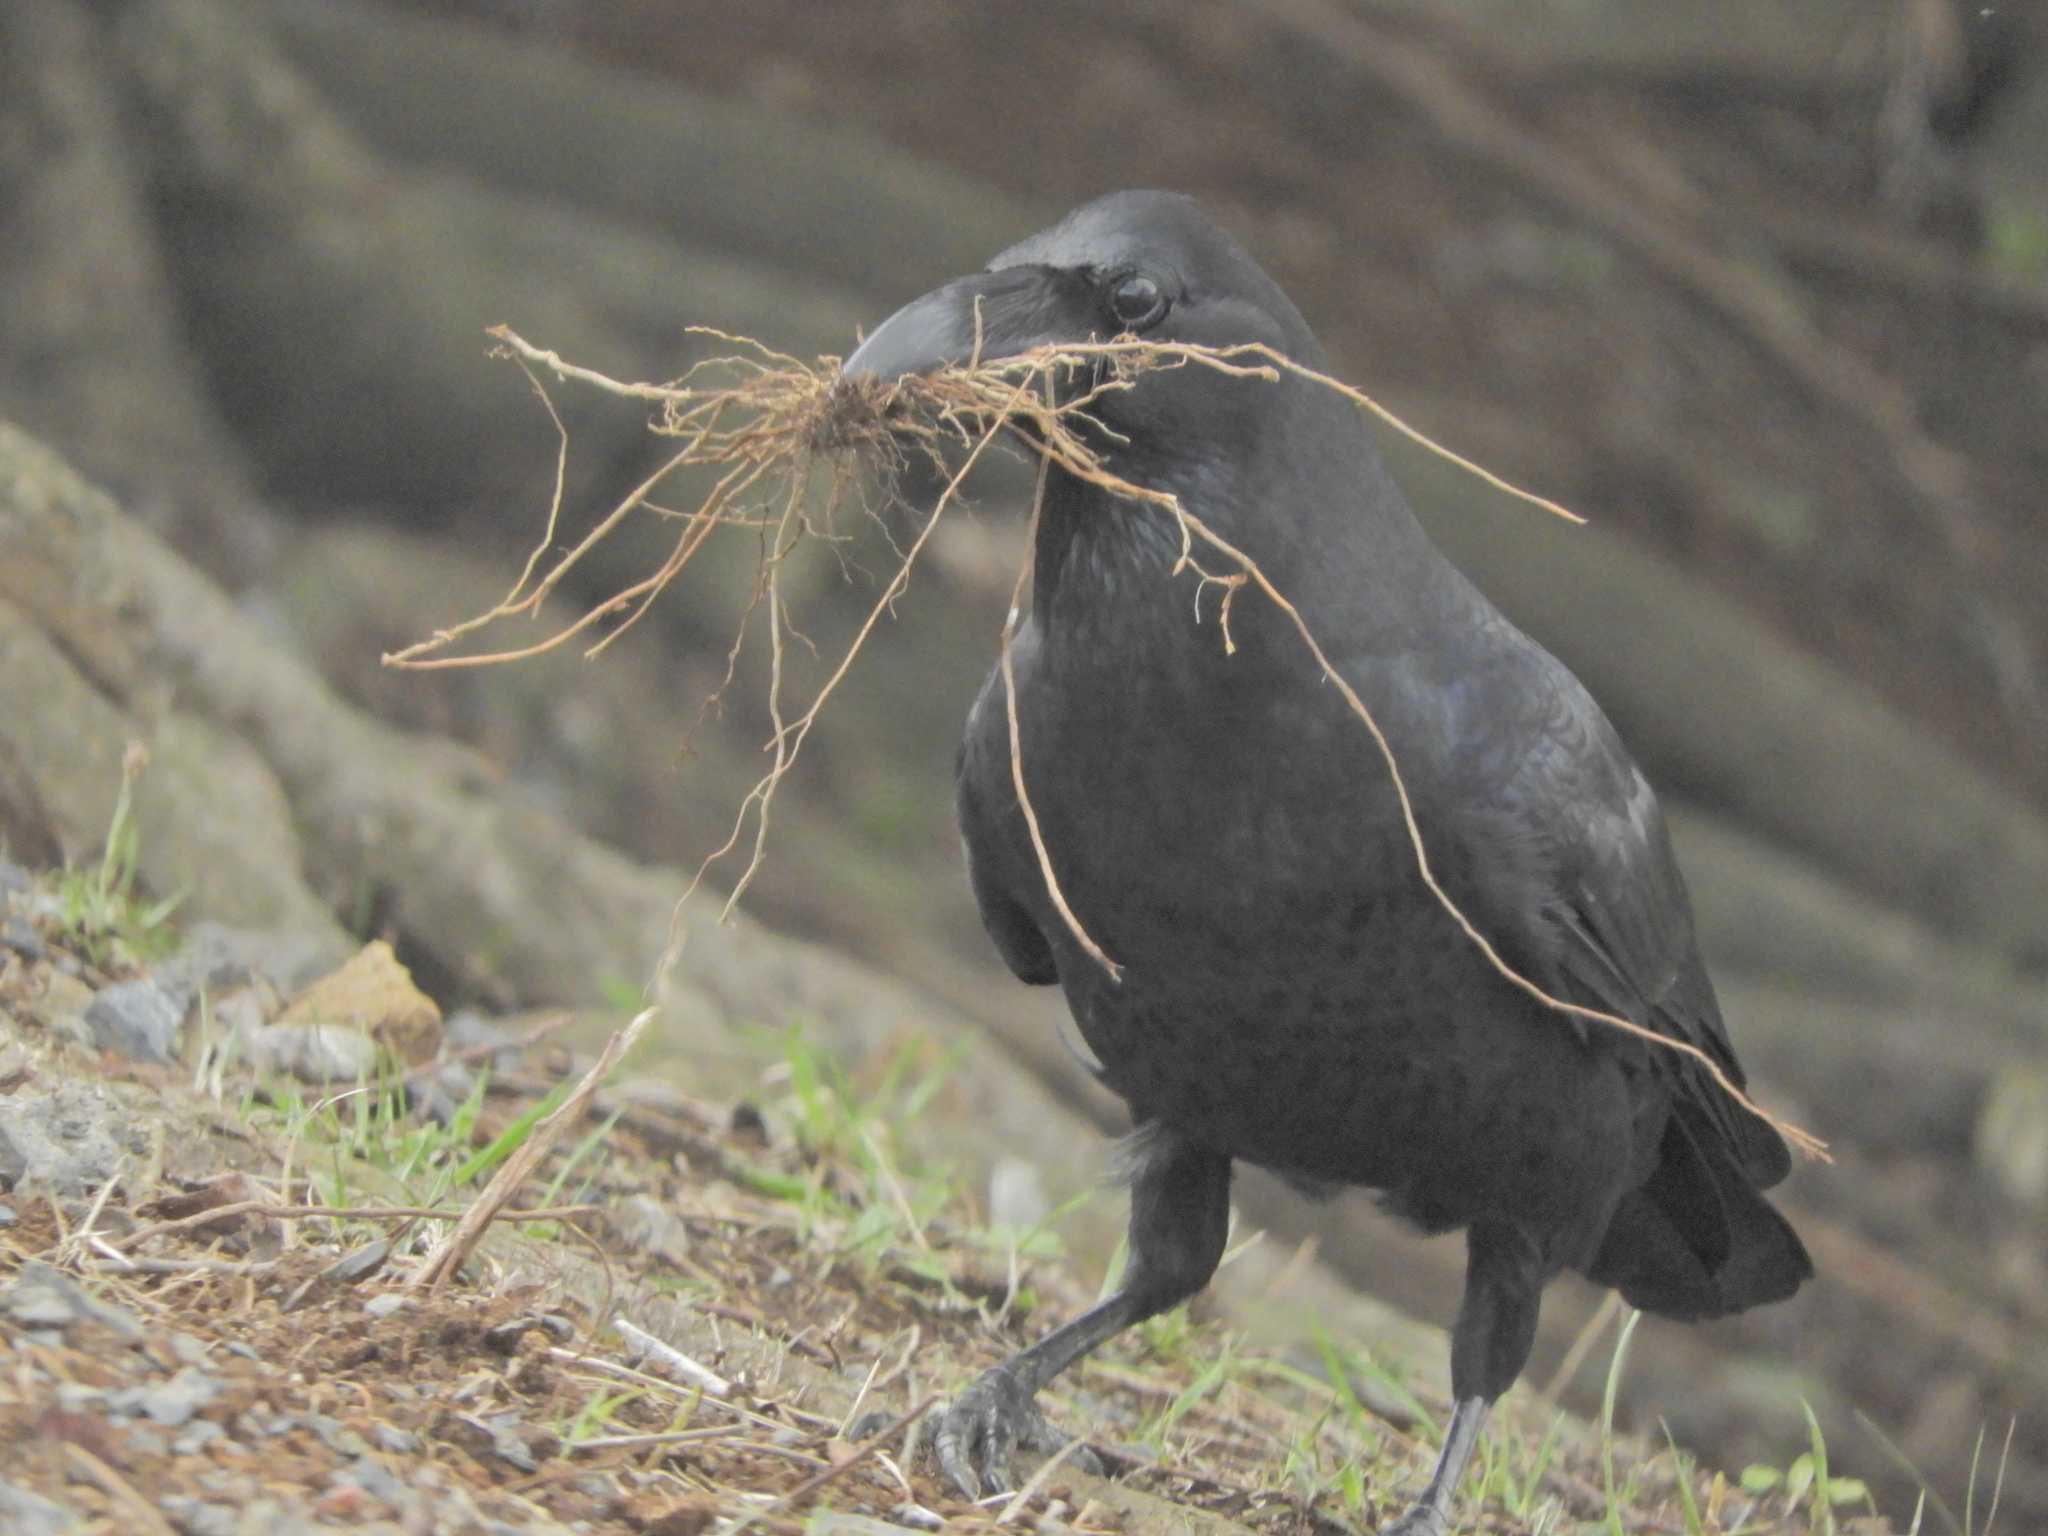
[0,1262,142,1338]
[334,1455,409,1509]
[0,1081,143,1194]
[241,1022,378,1083]
[108,1365,221,1427]
[612,1193,691,1266]
[0,860,28,897]
[371,1422,422,1455]
[172,1418,226,1456]
[82,977,186,1063]
[0,1478,78,1536]
[2,916,42,960]
[305,1412,371,1458]
[159,1498,239,1536]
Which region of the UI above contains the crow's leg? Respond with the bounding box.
[1384,1220,1544,1536]
[935,1128,1231,1499]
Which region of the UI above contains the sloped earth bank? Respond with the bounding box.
[3,0,2047,1524]
[0,877,1868,1535]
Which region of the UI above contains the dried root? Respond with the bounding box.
[386,325,1824,1163]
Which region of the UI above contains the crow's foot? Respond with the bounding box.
[933,1366,1100,1499]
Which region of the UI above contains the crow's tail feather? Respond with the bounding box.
[1585,1108,1812,1321]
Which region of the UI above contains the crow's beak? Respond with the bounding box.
[842,265,1082,381]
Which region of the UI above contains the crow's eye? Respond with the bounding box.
[1106,271,1170,331]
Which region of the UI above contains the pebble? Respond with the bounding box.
[0,1205,15,1228]
[0,1081,139,1194]
[158,1498,241,1536]
[364,1293,413,1320]
[612,1192,692,1266]
[108,1365,221,1427]
[0,1262,143,1338]
[242,1022,379,1083]
[0,1477,78,1536]
[305,1413,371,1458]
[82,977,186,1063]
[373,1422,423,1456]
[1,917,42,961]
[173,1419,227,1456]
[335,1454,410,1509]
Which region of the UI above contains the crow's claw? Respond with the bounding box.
[933,1367,1099,1499]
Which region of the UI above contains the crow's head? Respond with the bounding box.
[843,191,1337,468]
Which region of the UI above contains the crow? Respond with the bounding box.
[842,189,1811,1535]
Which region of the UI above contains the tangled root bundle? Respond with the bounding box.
[385,324,1824,1162]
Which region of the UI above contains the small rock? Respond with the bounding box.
[447,1411,542,1472]
[373,1422,422,1455]
[364,1293,413,1320]
[243,1022,379,1083]
[335,1455,410,1509]
[0,860,28,897]
[0,1477,78,1536]
[0,1206,15,1228]
[107,1365,221,1427]
[0,1082,143,1195]
[890,1505,946,1533]
[204,981,280,1050]
[168,1332,212,1367]
[172,1419,225,1456]
[122,1425,168,1459]
[613,1193,692,1266]
[158,1497,238,1536]
[483,1312,573,1351]
[2,917,43,961]
[279,940,442,1066]
[327,1238,393,1285]
[306,1413,371,1458]
[82,978,186,1064]
[0,1261,143,1338]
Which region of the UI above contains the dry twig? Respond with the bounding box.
[409,1011,648,1291]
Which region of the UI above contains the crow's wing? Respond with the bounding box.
[1475,668,1792,1189]
[955,669,1059,988]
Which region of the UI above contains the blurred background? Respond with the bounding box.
[2,0,2044,1525]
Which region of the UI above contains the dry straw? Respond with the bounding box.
[385,324,1826,1164]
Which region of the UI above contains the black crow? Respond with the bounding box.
[843,190,1811,1535]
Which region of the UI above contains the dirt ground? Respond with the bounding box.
[0,869,1883,1533]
